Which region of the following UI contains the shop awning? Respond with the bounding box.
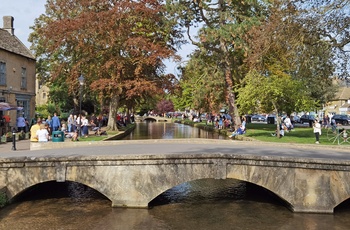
[0,102,23,111]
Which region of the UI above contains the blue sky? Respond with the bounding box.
[0,0,194,75]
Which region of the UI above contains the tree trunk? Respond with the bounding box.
[223,56,241,129]
[272,102,280,138]
[107,94,120,131]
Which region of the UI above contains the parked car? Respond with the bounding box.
[291,115,300,123]
[332,114,350,125]
[251,115,266,122]
[267,114,276,124]
[300,115,315,124]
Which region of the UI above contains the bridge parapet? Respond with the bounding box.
[1,152,350,213]
[137,116,170,122]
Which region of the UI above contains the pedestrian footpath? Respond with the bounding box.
[0,139,30,152]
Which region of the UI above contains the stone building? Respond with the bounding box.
[324,79,350,115]
[0,16,36,134]
[35,78,49,106]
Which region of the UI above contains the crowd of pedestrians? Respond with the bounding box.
[25,112,112,142]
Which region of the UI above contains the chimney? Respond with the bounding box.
[3,16,14,35]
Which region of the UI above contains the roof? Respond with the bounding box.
[340,102,349,109]
[335,87,350,100]
[0,28,35,60]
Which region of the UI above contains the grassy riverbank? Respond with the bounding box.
[77,124,135,142]
[79,120,347,146]
[179,119,348,146]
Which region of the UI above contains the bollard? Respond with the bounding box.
[12,128,16,151]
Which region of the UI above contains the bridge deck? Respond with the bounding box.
[1,139,349,163]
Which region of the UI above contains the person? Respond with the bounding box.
[81,115,89,137]
[36,123,49,142]
[30,118,42,142]
[271,123,286,138]
[61,123,67,132]
[30,115,37,129]
[46,115,53,135]
[323,115,329,129]
[73,114,78,131]
[51,113,61,131]
[313,119,322,144]
[284,116,293,131]
[229,117,247,138]
[330,116,337,133]
[229,124,246,138]
[16,115,26,133]
[241,116,247,130]
[67,114,74,132]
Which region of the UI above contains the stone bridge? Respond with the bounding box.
[136,116,171,122]
[1,140,350,214]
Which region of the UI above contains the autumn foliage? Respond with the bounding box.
[30,0,182,130]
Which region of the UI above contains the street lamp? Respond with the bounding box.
[78,75,85,137]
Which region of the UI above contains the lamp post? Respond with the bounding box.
[78,75,85,137]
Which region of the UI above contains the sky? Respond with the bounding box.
[0,0,194,75]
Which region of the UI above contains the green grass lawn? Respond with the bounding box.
[77,130,121,142]
[244,123,346,146]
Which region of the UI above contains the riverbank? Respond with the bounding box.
[175,119,350,146]
[175,119,254,141]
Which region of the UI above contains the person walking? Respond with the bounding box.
[313,119,322,144]
[16,115,26,133]
[51,113,61,131]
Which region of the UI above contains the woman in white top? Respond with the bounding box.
[36,124,49,142]
[81,116,89,137]
[313,119,322,144]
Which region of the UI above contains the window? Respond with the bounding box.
[0,62,6,86]
[21,67,27,89]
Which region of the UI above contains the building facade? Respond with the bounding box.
[323,79,350,115]
[0,16,36,134]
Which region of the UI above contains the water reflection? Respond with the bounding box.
[1,180,350,229]
[123,122,227,140]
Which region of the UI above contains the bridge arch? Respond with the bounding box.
[143,117,157,122]
[139,116,170,122]
[5,178,113,205]
[2,150,350,213]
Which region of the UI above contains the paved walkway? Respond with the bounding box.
[0,139,30,152]
[0,138,350,162]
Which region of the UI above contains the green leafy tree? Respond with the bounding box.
[237,68,316,137]
[245,0,338,110]
[165,0,271,127]
[175,51,226,113]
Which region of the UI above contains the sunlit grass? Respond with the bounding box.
[244,123,340,145]
[77,129,123,142]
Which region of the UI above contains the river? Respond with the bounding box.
[1,122,350,229]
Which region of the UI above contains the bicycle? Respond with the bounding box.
[327,125,350,145]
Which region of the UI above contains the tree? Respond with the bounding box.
[165,0,271,127]
[244,0,338,110]
[155,99,174,116]
[237,68,317,137]
[174,50,226,113]
[291,0,350,81]
[30,0,183,130]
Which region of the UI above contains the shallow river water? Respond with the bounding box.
[1,122,350,229]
